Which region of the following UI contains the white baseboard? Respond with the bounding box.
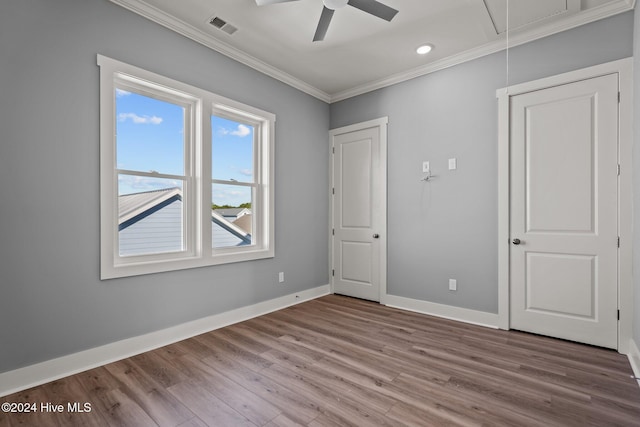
[383,294,500,329]
[0,284,330,398]
[628,338,640,387]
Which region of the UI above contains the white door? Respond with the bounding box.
[331,119,387,302]
[510,73,619,349]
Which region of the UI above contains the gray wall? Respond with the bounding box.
[634,8,640,346]
[0,0,329,373]
[331,12,634,314]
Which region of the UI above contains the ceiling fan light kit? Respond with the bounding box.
[255,0,399,42]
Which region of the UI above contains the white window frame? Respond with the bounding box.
[98,55,275,279]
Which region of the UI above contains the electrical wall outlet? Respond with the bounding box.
[279,272,285,283]
[422,161,430,173]
[449,279,457,291]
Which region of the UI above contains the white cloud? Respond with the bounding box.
[218,124,251,138]
[116,89,131,97]
[232,124,251,137]
[118,112,163,125]
[239,169,253,177]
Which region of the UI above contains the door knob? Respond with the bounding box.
[373,234,380,239]
[512,238,521,245]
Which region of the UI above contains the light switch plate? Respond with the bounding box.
[449,279,457,291]
[448,158,457,170]
[422,161,430,173]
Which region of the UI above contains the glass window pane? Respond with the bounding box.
[118,176,184,257]
[211,115,254,183]
[212,184,253,248]
[116,89,185,176]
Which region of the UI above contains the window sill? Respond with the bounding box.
[101,248,274,280]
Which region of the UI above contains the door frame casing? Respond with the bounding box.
[496,58,633,353]
[329,117,388,303]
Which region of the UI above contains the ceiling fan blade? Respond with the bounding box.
[255,0,299,6]
[313,6,335,42]
[347,0,398,21]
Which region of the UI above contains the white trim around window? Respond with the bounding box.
[98,55,275,279]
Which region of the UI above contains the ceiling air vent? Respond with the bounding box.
[208,15,238,35]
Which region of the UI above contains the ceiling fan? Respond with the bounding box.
[255,0,399,42]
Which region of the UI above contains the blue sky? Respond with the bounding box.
[116,89,254,207]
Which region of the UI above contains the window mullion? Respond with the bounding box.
[201,99,213,253]
[183,100,193,257]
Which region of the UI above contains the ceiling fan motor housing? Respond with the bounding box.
[323,0,348,9]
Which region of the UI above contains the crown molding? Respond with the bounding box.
[108,0,331,103]
[329,0,635,102]
[110,0,633,104]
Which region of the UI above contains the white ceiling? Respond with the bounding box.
[110,0,634,102]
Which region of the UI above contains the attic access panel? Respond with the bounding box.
[483,0,581,34]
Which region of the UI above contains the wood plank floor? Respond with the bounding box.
[2,295,639,426]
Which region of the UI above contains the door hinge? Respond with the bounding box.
[332,147,335,154]
[617,310,620,320]
[332,228,335,236]
[332,188,335,195]
[618,92,621,103]
[617,237,620,248]
[618,164,621,176]
[332,269,335,276]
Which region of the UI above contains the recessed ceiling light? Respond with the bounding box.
[416,44,433,55]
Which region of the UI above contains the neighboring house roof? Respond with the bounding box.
[118,188,251,256]
[119,187,182,229]
[211,211,251,247]
[214,207,251,218]
[232,213,252,235]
